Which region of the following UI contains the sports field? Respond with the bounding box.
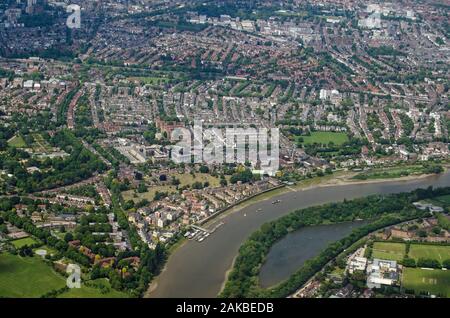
[296,132,349,146]
[11,237,39,248]
[409,244,450,262]
[372,242,406,261]
[0,253,66,297]
[402,268,450,297]
[434,194,450,205]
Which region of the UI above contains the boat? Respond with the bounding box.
[256,208,262,212]
[271,200,281,204]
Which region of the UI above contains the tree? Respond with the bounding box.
[402,257,416,268]
[137,182,148,193]
[416,258,440,269]
[171,177,180,186]
[349,270,366,289]
[64,232,74,242]
[192,181,203,189]
[443,259,450,269]
[417,229,427,238]
[199,165,209,173]
[19,245,33,257]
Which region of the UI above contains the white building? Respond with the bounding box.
[366,259,399,289]
[348,256,368,274]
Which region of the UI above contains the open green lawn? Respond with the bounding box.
[409,244,450,262]
[7,135,27,148]
[173,173,223,187]
[123,185,177,203]
[372,242,406,261]
[129,77,170,85]
[124,173,226,203]
[434,194,450,205]
[402,268,450,297]
[58,279,129,298]
[353,165,429,180]
[0,253,66,297]
[11,237,39,248]
[295,132,349,146]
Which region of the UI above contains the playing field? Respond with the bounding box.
[434,194,450,205]
[11,237,39,248]
[58,279,129,298]
[0,253,66,297]
[372,242,406,261]
[296,132,349,146]
[7,135,27,148]
[402,268,450,297]
[409,244,450,262]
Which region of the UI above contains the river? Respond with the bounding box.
[147,172,450,298]
[258,220,368,288]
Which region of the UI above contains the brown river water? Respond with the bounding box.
[147,172,450,298]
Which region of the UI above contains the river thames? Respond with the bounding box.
[147,172,450,298]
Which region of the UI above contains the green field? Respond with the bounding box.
[11,237,39,248]
[58,279,129,298]
[0,253,66,297]
[296,132,349,146]
[372,242,406,261]
[353,165,429,180]
[402,268,450,297]
[122,185,177,203]
[434,194,450,205]
[123,173,225,203]
[409,244,450,262]
[173,173,223,187]
[31,133,53,152]
[7,135,27,148]
[129,76,170,85]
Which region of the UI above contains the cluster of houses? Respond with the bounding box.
[127,178,280,248]
[65,240,139,271]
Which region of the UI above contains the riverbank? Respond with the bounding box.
[146,170,450,298]
[198,184,286,226]
[203,169,444,230]
[220,187,441,297]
